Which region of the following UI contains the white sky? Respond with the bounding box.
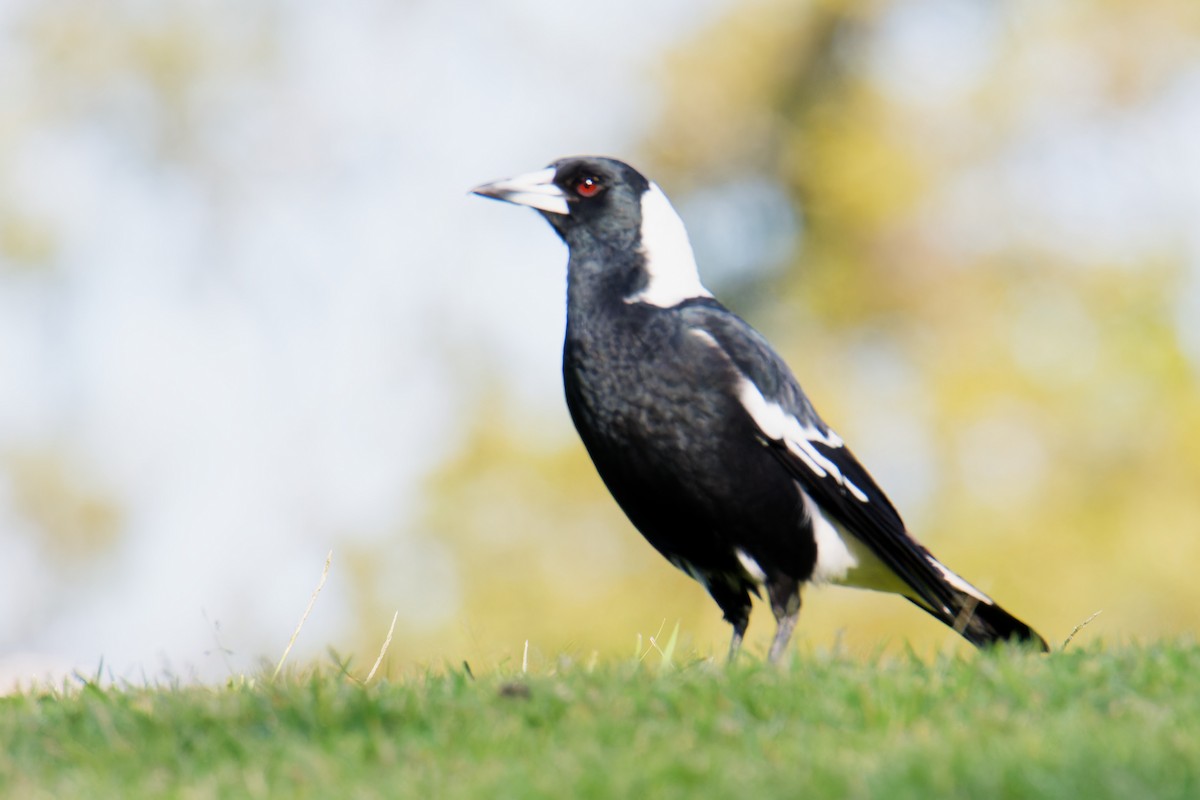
[0,0,732,686]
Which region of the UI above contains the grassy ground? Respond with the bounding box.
[2,639,1198,799]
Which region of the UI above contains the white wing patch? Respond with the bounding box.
[932,560,995,605]
[737,379,869,503]
[803,490,935,599]
[688,328,721,350]
[625,183,714,308]
[735,548,767,584]
[735,377,997,610]
[803,491,859,583]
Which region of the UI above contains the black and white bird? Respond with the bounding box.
[472,156,1048,661]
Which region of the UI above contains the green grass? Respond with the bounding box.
[3,639,1199,799]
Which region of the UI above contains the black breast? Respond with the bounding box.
[562,303,816,582]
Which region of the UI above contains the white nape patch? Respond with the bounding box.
[625,183,714,308]
[932,560,994,605]
[473,167,569,215]
[735,548,767,584]
[737,379,869,502]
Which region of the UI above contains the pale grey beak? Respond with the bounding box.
[471,167,569,216]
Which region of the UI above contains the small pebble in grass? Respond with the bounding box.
[498,682,531,699]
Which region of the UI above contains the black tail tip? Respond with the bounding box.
[979,625,1050,653]
[968,605,1050,652]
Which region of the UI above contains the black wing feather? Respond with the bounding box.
[681,299,1048,649]
[793,438,1048,649]
[678,298,1058,656]
[780,436,958,614]
[680,300,958,612]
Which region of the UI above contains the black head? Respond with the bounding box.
[472,156,651,250]
[472,156,712,308]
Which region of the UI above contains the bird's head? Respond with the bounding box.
[471,156,650,249]
[472,156,711,307]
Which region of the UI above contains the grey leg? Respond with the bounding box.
[727,619,748,663]
[767,611,798,663]
[713,584,752,664]
[767,578,802,664]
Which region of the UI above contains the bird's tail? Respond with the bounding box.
[908,584,1049,652]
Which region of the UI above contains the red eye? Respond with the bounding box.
[576,176,602,198]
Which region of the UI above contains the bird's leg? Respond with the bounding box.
[767,612,798,663]
[727,619,748,664]
[767,578,802,664]
[714,586,753,664]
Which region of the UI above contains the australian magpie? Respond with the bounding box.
[472,156,1049,661]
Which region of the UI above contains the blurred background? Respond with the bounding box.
[2,0,1198,686]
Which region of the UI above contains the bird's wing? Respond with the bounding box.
[679,299,975,618]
